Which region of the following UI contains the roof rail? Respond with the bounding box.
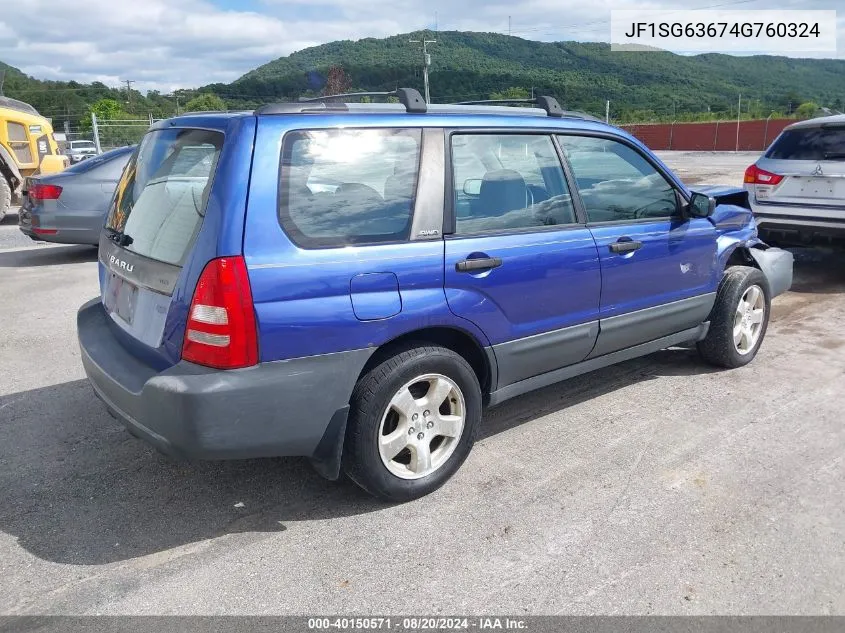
[256,87,426,115]
[455,96,565,118]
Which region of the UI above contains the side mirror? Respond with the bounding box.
[463,178,482,196]
[687,192,716,218]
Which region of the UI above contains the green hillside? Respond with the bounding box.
[227,31,845,120]
[0,61,186,126]
[2,31,843,129]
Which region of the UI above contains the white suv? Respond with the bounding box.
[65,139,98,164]
[744,114,845,246]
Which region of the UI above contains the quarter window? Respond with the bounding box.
[450,134,577,234]
[279,128,422,248]
[558,135,679,222]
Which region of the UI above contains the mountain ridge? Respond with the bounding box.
[2,31,843,124]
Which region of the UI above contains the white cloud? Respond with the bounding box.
[0,0,841,93]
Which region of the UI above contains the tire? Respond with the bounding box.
[697,266,771,369]
[0,174,12,223]
[343,344,482,502]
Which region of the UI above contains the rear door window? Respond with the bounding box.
[766,126,845,161]
[450,133,577,234]
[279,128,422,248]
[105,128,223,266]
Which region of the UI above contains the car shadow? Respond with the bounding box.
[0,244,98,268]
[0,210,20,225]
[786,247,845,295]
[480,345,713,439]
[0,346,716,566]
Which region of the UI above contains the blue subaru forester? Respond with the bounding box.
[77,89,793,501]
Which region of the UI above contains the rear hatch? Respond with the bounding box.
[754,124,845,210]
[99,127,225,368]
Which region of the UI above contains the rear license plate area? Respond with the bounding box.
[103,273,138,326]
[795,177,837,198]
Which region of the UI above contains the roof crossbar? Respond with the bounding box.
[455,96,565,118]
[256,87,426,115]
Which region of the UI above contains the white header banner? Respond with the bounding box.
[610,10,838,54]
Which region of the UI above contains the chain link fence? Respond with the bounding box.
[91,113,163,151]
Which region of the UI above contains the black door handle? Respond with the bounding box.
[609,240,643,254]
[456,257,502,272]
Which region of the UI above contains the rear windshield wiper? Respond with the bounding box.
[104,226,134,247]
[823,152,845,160]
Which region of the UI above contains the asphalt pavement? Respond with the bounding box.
[1,180,844,614]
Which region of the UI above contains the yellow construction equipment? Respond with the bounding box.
[0,96,69,221]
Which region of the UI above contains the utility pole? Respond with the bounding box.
[91,112,102,154]
[735,93,742,152]
[123,79,135,105]
[409,36,436,104]
[508,16,512,37]
[605,100,610,123]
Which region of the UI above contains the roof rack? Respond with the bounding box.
[451,96,603,122]
[455,96,565,118]
[256,87,426,115]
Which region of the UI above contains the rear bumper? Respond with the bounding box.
[77,298,373,460]
[750,200,845,243]
[18,203,102,245]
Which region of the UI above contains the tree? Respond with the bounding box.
[91,98,122,120]
[323,65,351,96]
[490,87,530,100]
[795,101,820,120]
[185,93,226,112]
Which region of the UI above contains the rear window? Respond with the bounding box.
[766,126,845,161]
[279,128,422,248]
[106,128,223,266]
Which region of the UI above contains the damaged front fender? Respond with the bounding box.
[702,184,793,298]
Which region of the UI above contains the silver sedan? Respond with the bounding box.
[19,145,134,246]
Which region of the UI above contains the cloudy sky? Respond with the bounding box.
[0,0,842,93]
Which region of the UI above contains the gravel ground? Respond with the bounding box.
[656,151,760,187]
[0,154,843,615]
[0,210,45,250]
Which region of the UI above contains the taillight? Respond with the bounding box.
[29,183,63,200]
[181,256,258,369]
[744,164,783,185]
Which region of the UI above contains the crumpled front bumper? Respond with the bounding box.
[750,247,794,298]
